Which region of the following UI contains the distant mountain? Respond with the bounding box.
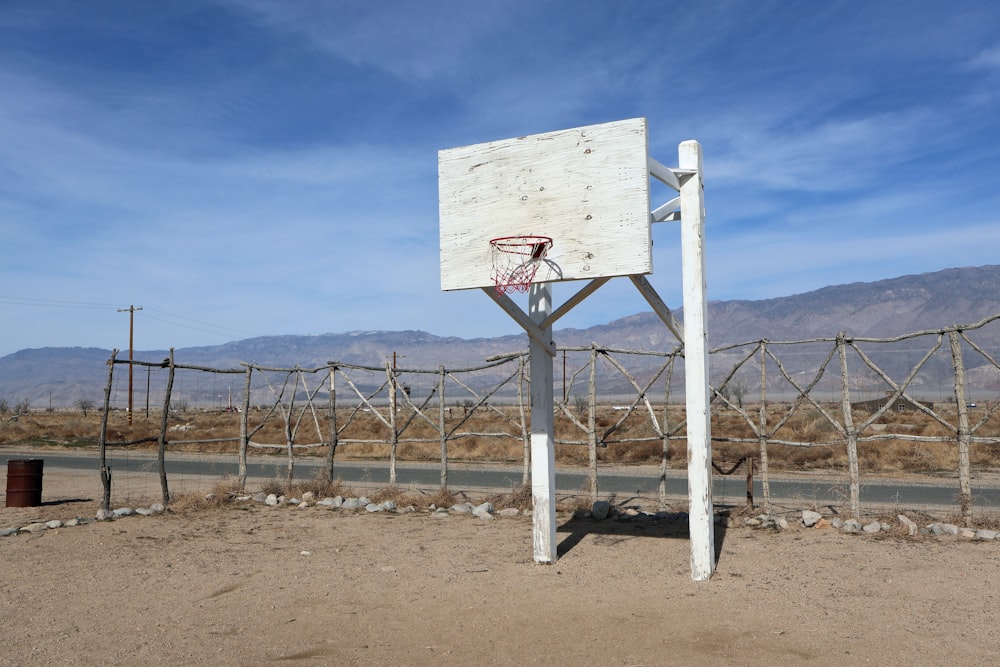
[3,265,1000,407]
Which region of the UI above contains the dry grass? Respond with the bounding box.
[4,403,1000,475]
[168,476,246,512]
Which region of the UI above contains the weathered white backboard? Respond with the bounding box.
[439,118,651,291]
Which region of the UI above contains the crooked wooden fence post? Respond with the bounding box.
[658,356,674,510]
[157,349,175,506]
[837,333,861,520]
[99,350,117,511]
[758,342,771,514]
[517,355,530,486]
[238,365,251,489]
[327,367,338,481]
[387,362,398,485]
[949,330,973,526]
[439,365,448,489]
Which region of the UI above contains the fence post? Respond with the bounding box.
[949,330,973,526]
[99,350,117,511]
[758,342,771,514]
[587,345,598,501]
[439,365,448,489]
[327,367,338,481]
[238,366,251,488]
[517,355,530,486]
[387,362,398,485]
[157,349,175,506]
[658,356,674,510]
[837,333,861,520]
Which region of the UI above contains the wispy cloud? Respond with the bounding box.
[2,1,1000,356]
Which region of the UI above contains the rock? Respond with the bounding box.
[150,503,165,514]
[960,528,977,539]
[802,510,822,527]
[264,494,279,506]
[46,520,63,529]
[451,502,474,514]
[380,500,397,512]
[815,518,831,529]
[976,529,998,540]
[939,523,960,536]
[342,498,362,510]
[135,508,153,516]
[95,508,114,521]
[592,500,611,521]
[898,515,918,536]
[301,491,315,504]
[775,517,789,531]
[358,496,371,506]
[498,507,520,518]
[288,497,301,505]
[366,503,383,512]
[64,518,81,527]
[473,502,493,519]
[252,492,267,502]
[842,520,861,533]
[0,527,18,537]
[113,508,135,517]
[744,518,761,527]
[880,523,892,532]
[401,505,417,513]
[862,521,881,534]
[298,502,309,509]
[830,517,845,529]
[21,522,47,534]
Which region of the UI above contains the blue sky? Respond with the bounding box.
[2,1,999,357]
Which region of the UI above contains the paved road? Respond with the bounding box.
[5,451,999,510]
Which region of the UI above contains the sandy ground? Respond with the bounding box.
[3,462,1000,666]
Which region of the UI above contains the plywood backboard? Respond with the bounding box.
[439,118,651,291]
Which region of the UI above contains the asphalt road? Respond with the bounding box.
[4,450,999,511]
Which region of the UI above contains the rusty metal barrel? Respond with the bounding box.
[5,459,44,507]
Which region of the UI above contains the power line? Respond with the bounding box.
[0,296,120,309]
[1,296,263,341]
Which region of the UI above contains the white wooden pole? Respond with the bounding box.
[528,282,558,563]
[679,140,715,581]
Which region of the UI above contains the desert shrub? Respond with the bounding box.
[424,487,457,508]
[169,477,245,512]
[295,475,349,499]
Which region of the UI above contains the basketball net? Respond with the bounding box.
[489,235,553,296]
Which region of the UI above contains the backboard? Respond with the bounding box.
[439,117,651,292]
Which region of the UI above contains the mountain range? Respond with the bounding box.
[3,265,1000,407]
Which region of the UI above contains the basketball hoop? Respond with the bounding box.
[489,235,553,295]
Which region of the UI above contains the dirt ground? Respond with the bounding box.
[3,464,1000,666]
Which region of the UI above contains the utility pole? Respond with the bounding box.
[117,305,143,425]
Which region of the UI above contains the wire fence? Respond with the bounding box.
[98,313,1000,525]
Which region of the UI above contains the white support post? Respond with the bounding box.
[528,282,558,563]
[679,140,715,581]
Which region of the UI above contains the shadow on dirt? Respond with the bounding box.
[556,505,743,565]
